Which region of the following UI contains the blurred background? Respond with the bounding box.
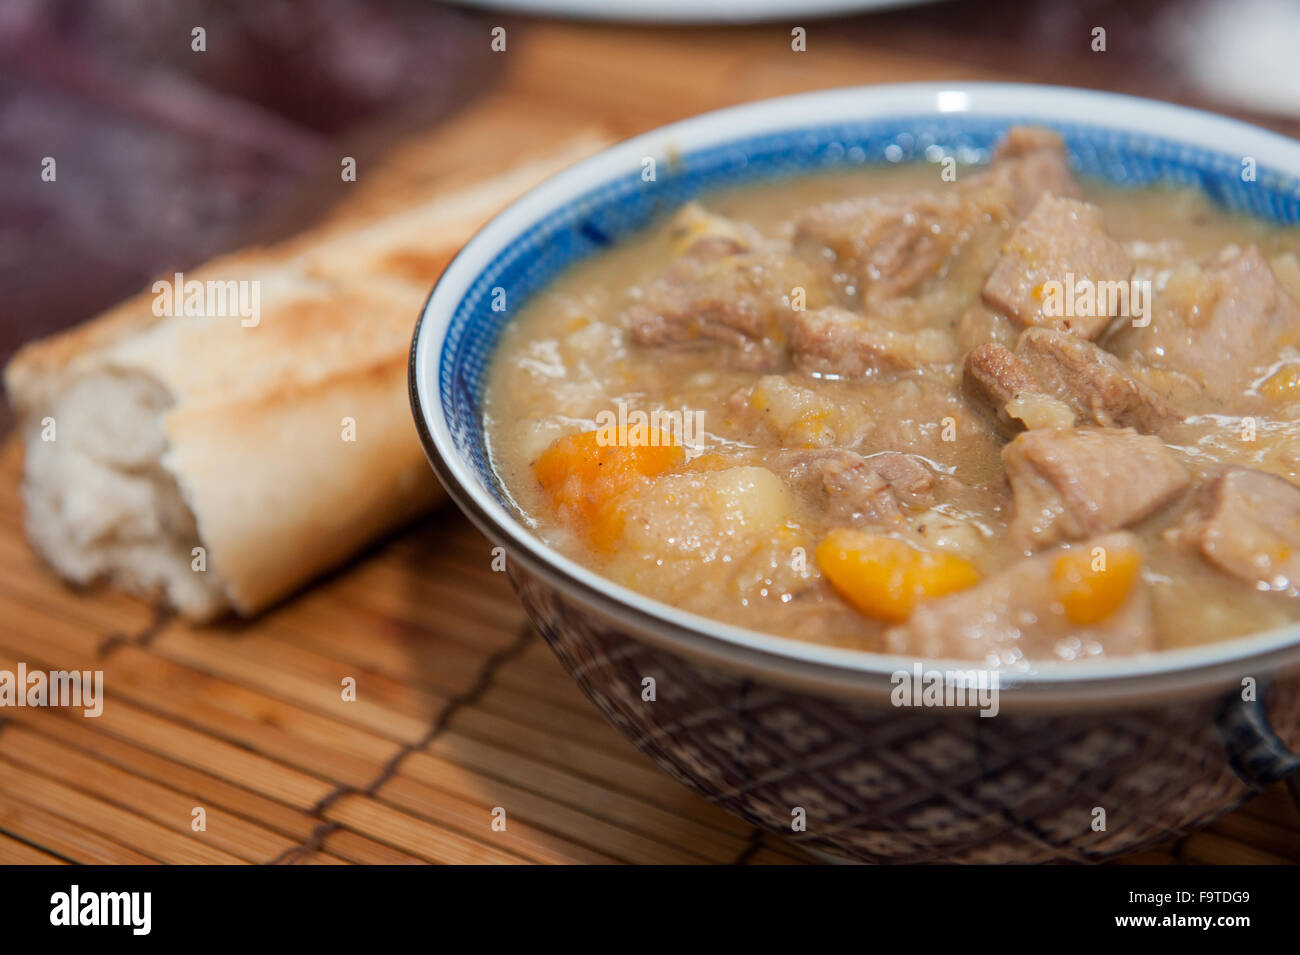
[3,0,1300,399]
[3,0,1300,868]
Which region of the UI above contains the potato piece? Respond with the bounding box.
[534,429,684,551]
[700,466,794,530]
[816,529,981,622]
[616,465,797,584]
[620,466,794,555]
[1051,544,1141,624]
[610,466,809,611]
[748,375,837,448]
[1005,392,1076,430]
[908,508,986,561]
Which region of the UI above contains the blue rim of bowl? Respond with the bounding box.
[410,82,1300,704]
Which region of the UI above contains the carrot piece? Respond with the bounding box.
[534,429,684,551]
[815,529,980,622]
[1052,545,1141,624]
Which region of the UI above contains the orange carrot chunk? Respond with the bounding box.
[534,429,684,551]
[1052,545,1141,624]
[816,529,980,622]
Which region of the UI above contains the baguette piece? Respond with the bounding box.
[3,132,609,619]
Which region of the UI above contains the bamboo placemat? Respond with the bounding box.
[3,15,1299,866]
[0,439,811,864]
[0,433,1296,864]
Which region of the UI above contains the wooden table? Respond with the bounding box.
[2,12,1298,865]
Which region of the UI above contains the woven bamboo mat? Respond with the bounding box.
[0,432,1296,864]
[3,16,1300,867]
[0,439,811,864]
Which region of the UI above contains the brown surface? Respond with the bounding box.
[3,15,1300,864]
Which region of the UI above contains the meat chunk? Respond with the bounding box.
[982,194,1133,339]
[793,126,1080,309]
[983,126,1083,217]
[819,454,911,525]
[962,342,1071,431]
[777,449,936,525]
[791,306,956,378]
[794,190,995,305]
[1178,467,1300,595]
[1015,328,1177,432]
[885,532,1155,665]
[962,330,1176,433]
[1003,427,1190,548]
[869,451,937,505]
[1109,245,1300,405]
[625,207,825,370]
[964,343,1040,409]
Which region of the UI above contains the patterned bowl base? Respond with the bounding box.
[511,567,1300,864]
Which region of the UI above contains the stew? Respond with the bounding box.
[484,127,1300,666]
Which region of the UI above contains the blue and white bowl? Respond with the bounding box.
[410,83,1300,863]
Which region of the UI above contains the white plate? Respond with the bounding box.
[453,0,935,25]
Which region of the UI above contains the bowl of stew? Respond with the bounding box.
[410,83,1300,863]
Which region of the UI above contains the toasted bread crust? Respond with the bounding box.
[4,132,611,617]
